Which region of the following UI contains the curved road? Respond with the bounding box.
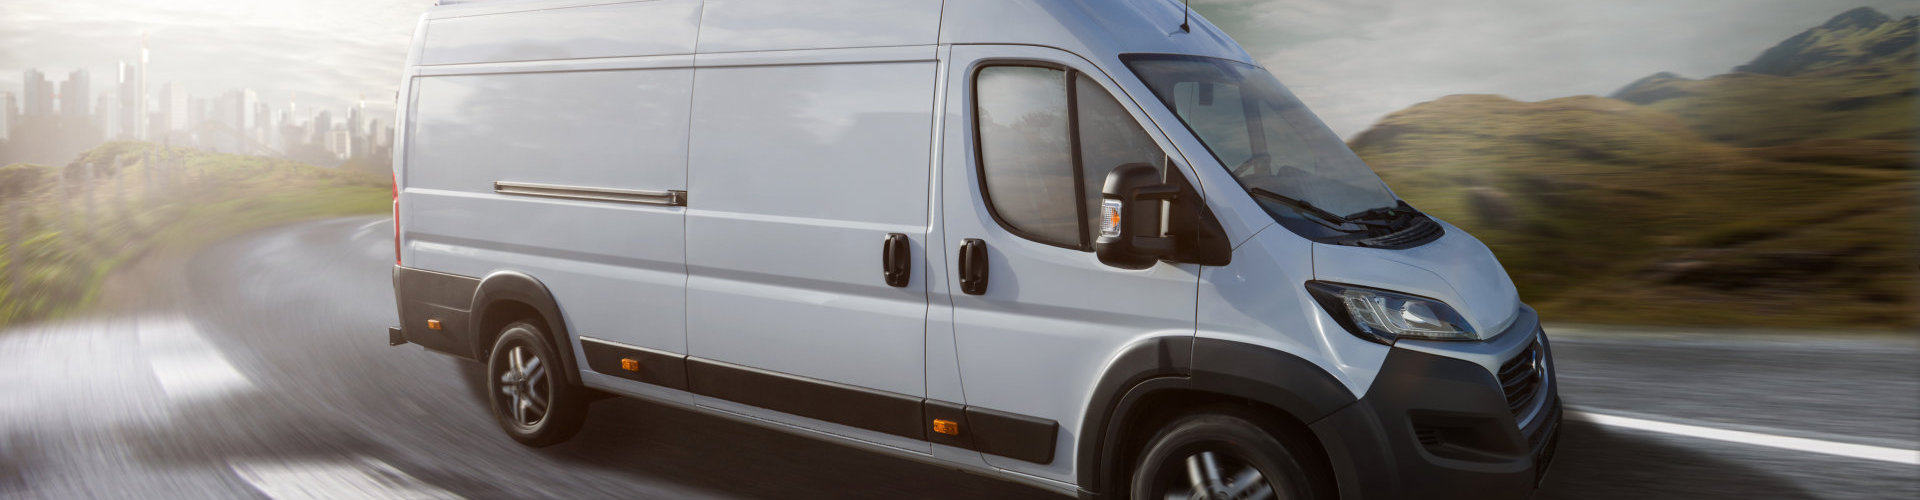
[1,217,1914,499]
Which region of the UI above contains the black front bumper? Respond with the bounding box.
[1309,322,1562,500]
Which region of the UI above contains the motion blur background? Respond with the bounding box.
[0,0,1912,329]
[0,1,1913,499]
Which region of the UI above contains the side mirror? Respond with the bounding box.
[1096,163,1179,269]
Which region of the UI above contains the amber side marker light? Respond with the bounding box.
[933,419,960,436]
[426,319,443,330]
[620,358,641,372]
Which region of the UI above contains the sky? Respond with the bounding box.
[0,0,434,122]
[0,0,1915,136]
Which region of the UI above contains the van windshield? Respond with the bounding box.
[1123,54,1400,223]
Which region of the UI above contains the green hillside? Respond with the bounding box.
[1351,8,1917,329]
[1610,9,1915,147]
[0,143,389,328]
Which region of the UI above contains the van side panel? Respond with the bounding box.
[420,0,701,65]
[404,66,693,360]
[684,54,936,400]
[695,0,942,53]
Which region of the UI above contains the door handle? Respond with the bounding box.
[882,233,910,287]
[958,238,988,295]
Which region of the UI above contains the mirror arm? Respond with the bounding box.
[1128,185,1179,256]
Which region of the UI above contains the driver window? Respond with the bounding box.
[1074,74,1166,244]
[974,64,1174,250]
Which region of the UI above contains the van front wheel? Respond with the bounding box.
[486,322,588,447]
[1130,411,1319,500]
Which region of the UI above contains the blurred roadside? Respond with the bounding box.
[0,142,388,328]
[1349,7,1916,330]
[1,6,1914,334]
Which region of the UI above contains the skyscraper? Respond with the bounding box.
[60,69,90,123]
[311,109,333,147]
[155,82,176,138]
[253,100,271,148]
[23,69,52,117]
[98,90,119,139]
[0,92,15,140]
[347,97,366,159]
[242,89,258,131]
[138,33,149,140]
[117,62,142,139]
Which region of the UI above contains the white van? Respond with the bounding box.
[388,0,1561,498]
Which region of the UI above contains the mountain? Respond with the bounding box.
[1351,8,1917,329]
[1609,8,1916,146]
[1735,7,1914,76]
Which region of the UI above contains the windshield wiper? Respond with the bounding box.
[1345,201,1416,222]
[1248,188,1355,228]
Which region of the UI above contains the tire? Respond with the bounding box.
[1129,410,1323,500]
[486,322,588,447]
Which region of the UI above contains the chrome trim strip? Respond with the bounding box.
[493,181,686,206]
[579,336,682,358]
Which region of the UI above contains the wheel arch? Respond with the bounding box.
[470,271,582,386]
[1078,337,1357,498]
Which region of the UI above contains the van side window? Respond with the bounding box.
[976,66,1080,248]
[974,65,1170,250]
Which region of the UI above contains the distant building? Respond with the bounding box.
[0,92,15,140]
[59,69,90,123]
[23,69,52,117]
[97,91,119,138]
[311,109,333,146]
[187,96,206,142]
[155,82,176,138]
[347,99,368,159]
[117,61,143,139]
[326,129,352,160]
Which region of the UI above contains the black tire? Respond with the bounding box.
[486,322,588,447]
[1129,410,1323,500]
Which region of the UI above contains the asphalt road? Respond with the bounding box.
[0,216,1914,499]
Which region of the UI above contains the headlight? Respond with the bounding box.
[1306,281,1478,344]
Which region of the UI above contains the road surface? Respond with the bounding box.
[0,217,1914,499]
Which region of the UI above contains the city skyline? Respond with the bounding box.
[3,49,394,168]
[0,0,431,124]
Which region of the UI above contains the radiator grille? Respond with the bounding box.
[1499,340,1545,418]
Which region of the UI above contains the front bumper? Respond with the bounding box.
[1309,311,1562,500]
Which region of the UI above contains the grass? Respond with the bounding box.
[1345,10,1917,330]
[1352,93,1915,330]
[0,142,389,328]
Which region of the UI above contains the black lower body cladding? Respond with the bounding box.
[1310,335,1561,500]
[393,265,481,359]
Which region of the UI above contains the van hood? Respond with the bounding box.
[1309,219,1522,337]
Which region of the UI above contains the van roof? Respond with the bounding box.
[415,0,1253,68]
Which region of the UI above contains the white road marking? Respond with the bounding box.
[138,315,254,401]
[354,218,390,240]
[230,457,463,500]
[1573,410,1920,466]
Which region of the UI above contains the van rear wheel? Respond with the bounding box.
[1130,411,1320,500]
[486,322,588,447]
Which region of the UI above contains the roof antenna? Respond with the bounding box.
[1180,0,1192,33]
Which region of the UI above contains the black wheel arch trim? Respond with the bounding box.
[470,270,583,387]
[1077,336,1357,498]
